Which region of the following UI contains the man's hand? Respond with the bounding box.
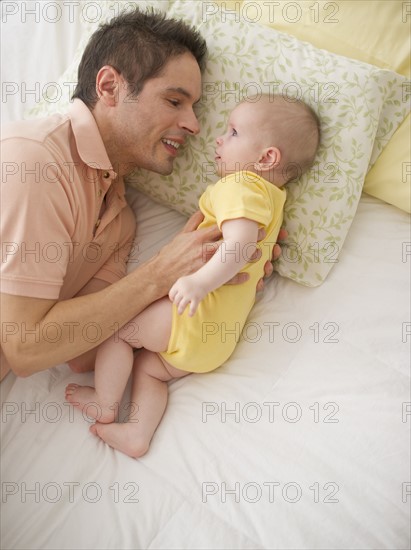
[257,226,288,291]
[153,211,221,295]
[155,211,287,294]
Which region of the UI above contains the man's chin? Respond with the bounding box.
[151,159,175,176]
[135,164,173,177]
[155,168,173,176]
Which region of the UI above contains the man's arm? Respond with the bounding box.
[64,278,111,373]
[1,214,222,378]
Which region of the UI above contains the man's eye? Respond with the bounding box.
[168,99,180,107]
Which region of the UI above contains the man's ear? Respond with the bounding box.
[95,65,124,106]
[254,146,281,172]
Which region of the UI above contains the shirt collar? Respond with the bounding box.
[69,99,126,197]
[69,98,116,175]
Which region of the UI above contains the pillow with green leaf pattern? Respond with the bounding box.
[126,1,408,285]
[28,0,409,286]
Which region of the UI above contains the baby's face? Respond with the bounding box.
[215,102,267,177]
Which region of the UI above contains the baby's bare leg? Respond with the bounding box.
[90,349,188,457]
[65,297,173,423]
[65,335,134,423]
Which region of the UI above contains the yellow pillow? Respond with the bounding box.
[240,0,410,77]
[213,0,410,212]
[364,112,411,212]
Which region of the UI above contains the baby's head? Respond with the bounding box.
[215,94,320,186]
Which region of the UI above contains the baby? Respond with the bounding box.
[66,94,320,457]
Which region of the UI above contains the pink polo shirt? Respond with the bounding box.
[1,99,136,300]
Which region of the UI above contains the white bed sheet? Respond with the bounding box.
[1,189,410,549]
[1,4,410,549]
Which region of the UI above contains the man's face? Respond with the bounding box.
[108,52,202,176]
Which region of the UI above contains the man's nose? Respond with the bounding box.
[180,110,200,135]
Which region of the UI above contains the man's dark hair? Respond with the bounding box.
[72,7,207,109]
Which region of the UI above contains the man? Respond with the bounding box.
[1,8,284,380]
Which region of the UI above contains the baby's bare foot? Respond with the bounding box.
[90,422,150,458]
[65,383,119,423]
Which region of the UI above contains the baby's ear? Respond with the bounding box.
[254,147,281,172]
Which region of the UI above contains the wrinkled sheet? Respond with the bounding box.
[1,190,410,549]
[1,4,410,549]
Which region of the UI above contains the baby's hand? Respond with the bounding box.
[169,275,207,316]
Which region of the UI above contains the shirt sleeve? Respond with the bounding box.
[211,172,273,230]
[1,138,74,299]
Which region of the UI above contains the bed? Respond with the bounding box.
[1,1,410,549]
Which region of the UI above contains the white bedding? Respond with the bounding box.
[1,4,410,549]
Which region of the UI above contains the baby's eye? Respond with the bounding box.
[231,128,237,136]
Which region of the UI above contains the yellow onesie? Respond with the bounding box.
[160,171,286,373]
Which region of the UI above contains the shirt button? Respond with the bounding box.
[98,189,103,197]
[103,171,110,179]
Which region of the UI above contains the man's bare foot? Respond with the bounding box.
[65,383,119,423]
[90,422,150,458]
